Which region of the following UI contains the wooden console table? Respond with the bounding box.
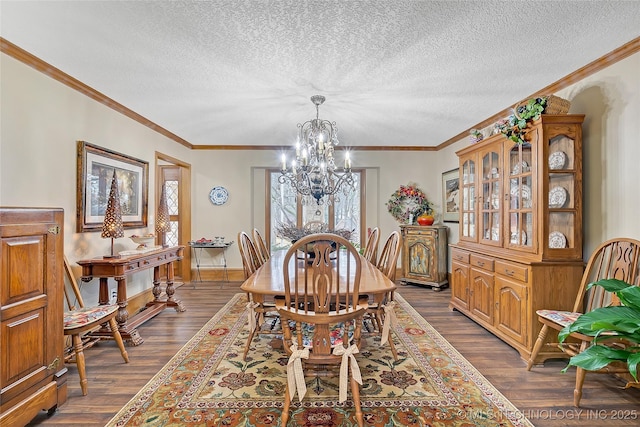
[77,245,185,345]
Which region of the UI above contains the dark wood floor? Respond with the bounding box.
[28,281,640,426]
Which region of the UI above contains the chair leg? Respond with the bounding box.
[527,324,549,370]
[243,321,259,361]
[574,366,586,407]
[281,384,291,426]
[350,374,363,427]
[109,318,130,363]
[72,334,88,396]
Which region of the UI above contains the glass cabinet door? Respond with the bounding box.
[506,140,534,250]
[479,146,502,246]
[547,132,577,252]
[460,157,476,241]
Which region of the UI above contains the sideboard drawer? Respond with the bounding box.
[470,254,494,271]
[495,260,528,282]
[451,248,470,264]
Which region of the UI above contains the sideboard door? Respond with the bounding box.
[0,208,66,426]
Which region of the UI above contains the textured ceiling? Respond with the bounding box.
[1,1,639,148]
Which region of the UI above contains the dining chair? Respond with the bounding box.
[526,238,640,406]
[63,256,129,395]
[277,233,367,427]
[363,230,401,360]
[362,226,380,264]
[238,231,262,279]
[238,231,280,360]
[252,228,270,264]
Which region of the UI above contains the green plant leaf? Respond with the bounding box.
[562,344,633,373]
[586,278,632,293]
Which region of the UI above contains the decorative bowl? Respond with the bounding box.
[130,235,156,249]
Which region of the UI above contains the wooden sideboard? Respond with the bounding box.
[1,208,67,426]
[399,225,448,290]
[77,245,185,345]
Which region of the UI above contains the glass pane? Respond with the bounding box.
[166,221,179,247]
[166,180,179,215]
[332,172,361,245]
[270,172,298,251]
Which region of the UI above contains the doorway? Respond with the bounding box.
[156,152,192,282]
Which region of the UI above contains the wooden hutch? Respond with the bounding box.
[449,115,585,363]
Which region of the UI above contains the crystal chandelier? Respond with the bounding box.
[279,95,355,205]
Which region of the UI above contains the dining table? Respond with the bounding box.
[240,247,397,306]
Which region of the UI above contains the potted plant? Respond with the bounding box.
[558,278,640,384]
[498,97,547,145]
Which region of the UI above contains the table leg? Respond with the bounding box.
[165,261,186,312]
[91,276,144,346]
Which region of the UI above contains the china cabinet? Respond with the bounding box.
[399,225,448,290]
[449,115,586,362]
[0,208,67,426]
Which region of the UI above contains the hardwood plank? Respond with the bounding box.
[26,282,640,426]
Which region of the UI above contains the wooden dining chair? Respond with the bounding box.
[277,233,367,427]
[362,226,380,264]
[238,231,262,279]
[526,238,640,406]
[362,230,402,359]
[252,228,270,264]
[238,231,280,360]
[63,256,129,395]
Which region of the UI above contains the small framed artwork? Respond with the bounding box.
[76,141,149,232]
[442,168,460,223]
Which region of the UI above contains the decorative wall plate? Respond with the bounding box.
[548,186,568,208]
[548,151,567,170]
[549,231,567,248]
[209,186,229,205]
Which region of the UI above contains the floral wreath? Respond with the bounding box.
[386,183,433,224]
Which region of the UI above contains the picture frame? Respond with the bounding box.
[442,168,460,223]
[76,141,149,232]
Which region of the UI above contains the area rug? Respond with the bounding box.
[106,293,533,427]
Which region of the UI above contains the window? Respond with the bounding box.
[268,169,364,251]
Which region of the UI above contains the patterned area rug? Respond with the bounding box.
[106,293,533,426]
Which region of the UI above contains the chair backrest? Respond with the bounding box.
[574,238,640,313]
[238,231,262,279]
[252,228,270,264]
[362,227,380,263]
[64,255,84,310]
[281,233,364,357]
[376,231,401,281]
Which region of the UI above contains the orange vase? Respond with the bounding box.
[417,213,435,226]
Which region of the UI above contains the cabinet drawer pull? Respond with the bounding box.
[477,261,485,267]
[504,269,515,276]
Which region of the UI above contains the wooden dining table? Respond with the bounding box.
[240,248,397,304]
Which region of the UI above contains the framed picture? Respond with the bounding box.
[442,168,460,223]
[76,141,149,232]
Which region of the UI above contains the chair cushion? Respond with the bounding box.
[536,309,581,327]
[64,305,118,329]
[286,320,353,348]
